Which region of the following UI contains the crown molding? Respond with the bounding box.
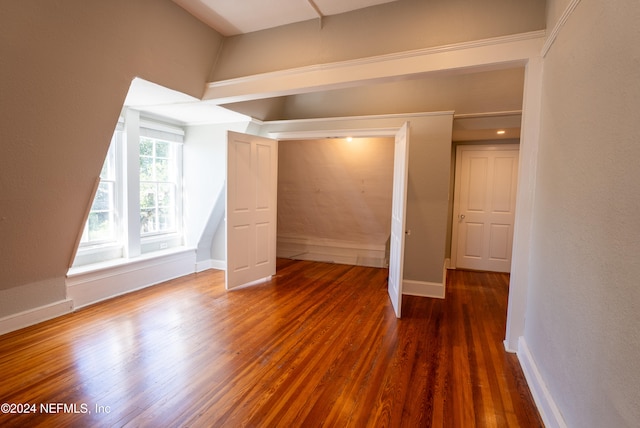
[542,0,582,57]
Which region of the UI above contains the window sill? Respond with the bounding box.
[67,246,195,278]
[66,246,197,309]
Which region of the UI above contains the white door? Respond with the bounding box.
[452,145,519,273]
[388,122,410,318]
[226,131,278,289]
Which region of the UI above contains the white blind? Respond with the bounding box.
[139,119,184,143]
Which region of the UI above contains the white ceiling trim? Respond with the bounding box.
[269,128,399,140]
[265,110,456,126]
[203,30,546,104]
[265,111,454,139]
[453,110,523,119]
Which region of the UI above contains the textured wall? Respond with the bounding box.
[0,0,222,316]
[525,1,640,426]
[277,138,394,245]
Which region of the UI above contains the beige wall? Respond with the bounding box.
[277,138,394,245]
[260,112,453,284]
[525,0,640,426]
[209,0,546,81]
[0,0,222,316]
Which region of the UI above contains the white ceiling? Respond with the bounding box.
[172,0,399,36]
[124,78,250,125]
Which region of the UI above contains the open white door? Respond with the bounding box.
[226,131,278,290]
[388,122,410,318]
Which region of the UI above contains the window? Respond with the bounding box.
[73,112,184,267]
[80,131,120,246]
[139,137,179,235]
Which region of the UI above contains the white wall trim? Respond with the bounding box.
[542,0,582,57]
[0,299,74,336]
[402,279,445,299]
[196,259,226,272]
[271,128,399,140]
[504,54,543,350]
[267,110,456,126]
[210,259,226,271]
[277,236,387,268]
[204,31,545,104]
[67,249,196,309]
[403,258,448,299]
[517,337,568,428]
[266,112,455,141]
[195,259,214,272]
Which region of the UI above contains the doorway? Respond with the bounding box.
[276,136,395,268]
[226,125,410,318]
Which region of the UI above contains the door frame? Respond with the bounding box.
[450,143,520,271]
[269,124,409,314]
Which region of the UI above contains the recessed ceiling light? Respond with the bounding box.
[346,137,353,142]
[497,130,506,135]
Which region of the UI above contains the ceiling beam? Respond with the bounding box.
[307,0,324,28]
[202,31,545,104]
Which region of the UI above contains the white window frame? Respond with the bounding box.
[72,111,184,267]
[79,132,120,247]
[138,118,184,254]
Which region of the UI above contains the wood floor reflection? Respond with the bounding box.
[0,259,542,427]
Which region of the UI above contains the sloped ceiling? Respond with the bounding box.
[170,0,530,141]
[172,0,400,36]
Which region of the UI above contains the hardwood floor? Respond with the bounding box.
[0,260,542,427]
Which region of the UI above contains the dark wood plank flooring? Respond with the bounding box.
[0,259,542,427]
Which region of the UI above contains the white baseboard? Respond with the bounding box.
[67,249,197,309]
[196,259,212,272]
[195,259,226,272]
[0,299,73,336]
[401,259,448,299]
[402,279,445,299]
[210,259,226,271]
[277,236,386,268]
[517,336,567,428]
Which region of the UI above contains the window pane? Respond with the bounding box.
[100,158,110,179]
[87,211,114,242]
[155,158,170,181]
[140,156,154,181]
[140,209,156,234]
[158,207,174,232]
[138,136,180,237]
[99,138,118,180]
[155,141,170,158]
[92,182,113,212]
[157,184,174,207]
[140,183,156,209]
[81,138,117,245]
[140,138,154,156]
